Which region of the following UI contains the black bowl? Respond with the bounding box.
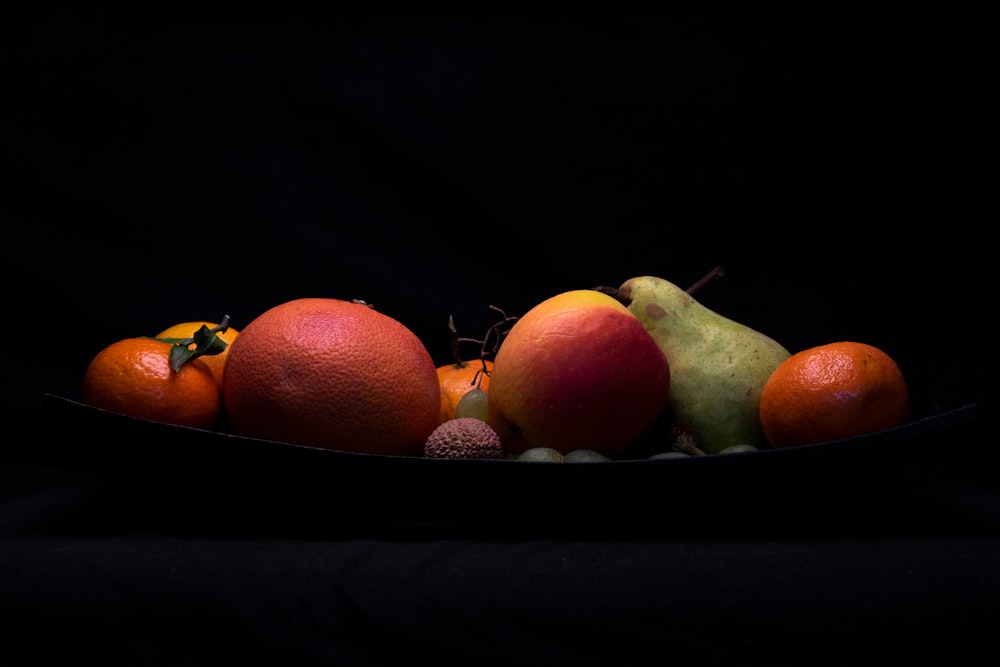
[30,394,979,538]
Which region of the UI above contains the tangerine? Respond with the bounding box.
[436,359,492,424]
[155,320,240,387]
[221,298,440,456]
[82,337,222,429]
[759,341,910,448]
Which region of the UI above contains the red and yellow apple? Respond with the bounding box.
[487,289,671,457]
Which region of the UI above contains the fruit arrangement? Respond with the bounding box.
[79,268,911,462]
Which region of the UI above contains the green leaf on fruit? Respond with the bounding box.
[149,316,231,373]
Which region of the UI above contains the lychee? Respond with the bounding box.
[424,417,505,459]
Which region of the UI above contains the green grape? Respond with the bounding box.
[517,447,565,462]
[564,448,612,463]
[454,388,489,422]
[717,444,759,455]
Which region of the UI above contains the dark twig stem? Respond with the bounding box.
[686,266,725,295]
[449,307,518,376]
[592,265,726,306]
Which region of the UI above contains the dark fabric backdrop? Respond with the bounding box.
[1,9,995,666]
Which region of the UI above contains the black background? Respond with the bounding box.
[1,10,995,666]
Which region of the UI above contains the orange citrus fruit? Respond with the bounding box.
[155,320,240,386]
[759,341,910,448]
[436,359,492,424]
[221,298,441,456]
[82,337,222,429]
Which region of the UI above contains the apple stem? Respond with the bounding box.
[591,285,628,305]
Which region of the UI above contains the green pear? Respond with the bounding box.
[613,274,791,454]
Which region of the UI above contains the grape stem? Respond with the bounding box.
[448,307,519,380]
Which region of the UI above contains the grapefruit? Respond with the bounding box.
[222,298,440,455]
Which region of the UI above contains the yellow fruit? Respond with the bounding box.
[155,320,239,387]
[436,359,492,424]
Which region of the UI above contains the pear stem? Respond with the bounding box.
[592,265,726,306]
[686,265,725,295]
